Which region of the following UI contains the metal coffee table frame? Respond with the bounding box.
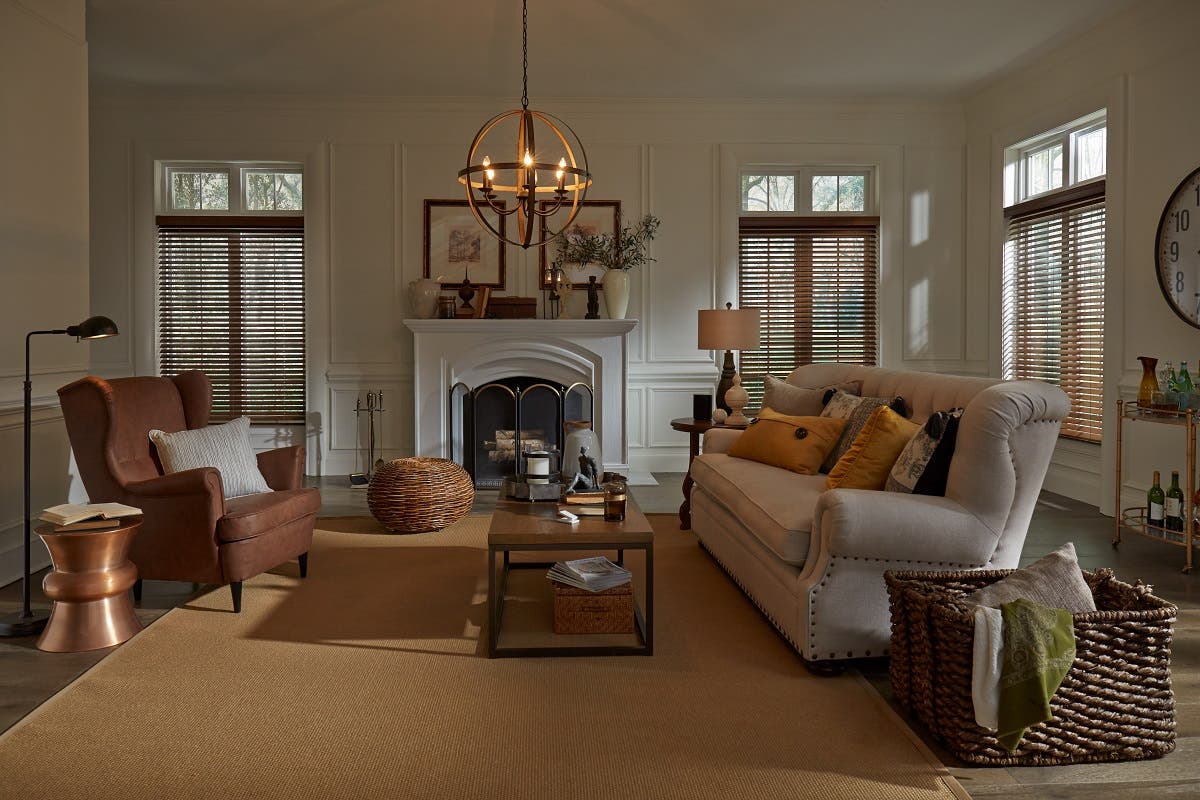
[487,541,653,658]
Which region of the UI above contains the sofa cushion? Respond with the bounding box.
[819,390,909,473]
[150,416,271,498]
[727,409,845,475]
[826,405,921,490]
[218,487,321,543]
[691,453,825,566]
[886,409,963,495]
[763,375,860,416]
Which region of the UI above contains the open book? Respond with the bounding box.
[40,502,142,527]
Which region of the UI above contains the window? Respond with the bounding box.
[741,168,872,215]
[156,161,305,424]
[738,217,879,409]
[1002,113,1106,442]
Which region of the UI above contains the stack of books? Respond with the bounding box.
[546,557,632,593]
[557,491,606,517]
[40,502,142,532]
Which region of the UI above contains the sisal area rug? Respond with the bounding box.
[0,514,965,800]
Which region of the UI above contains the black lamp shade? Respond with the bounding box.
[66,315,119,340]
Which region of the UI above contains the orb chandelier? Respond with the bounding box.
[457,0,592,249]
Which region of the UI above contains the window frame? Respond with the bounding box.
[160,161,304,217]
[740,166,875,216]
[1005,111,1105,207]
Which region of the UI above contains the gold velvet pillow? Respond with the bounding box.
[826,405,922,490]
[727,408,846,475]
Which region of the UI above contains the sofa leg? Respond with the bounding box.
[132,579,143,603]
[298,552,308,579]
[230,582,243,613]
[804,659,846,677]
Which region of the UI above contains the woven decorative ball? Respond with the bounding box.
[367,457,474,533]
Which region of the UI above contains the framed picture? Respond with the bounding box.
[539,200,621,288]
[424,199,506,289]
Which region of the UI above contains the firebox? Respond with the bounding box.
[450,377,593,487]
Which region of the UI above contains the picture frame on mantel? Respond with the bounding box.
[424,199,506,289]
[538,199,621,288]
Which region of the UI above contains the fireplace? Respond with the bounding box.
[452,377,593,487]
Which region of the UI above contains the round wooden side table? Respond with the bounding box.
[35,517,144,653]
[670,417,715,530]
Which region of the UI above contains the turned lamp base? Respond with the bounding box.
[715,350,736,413]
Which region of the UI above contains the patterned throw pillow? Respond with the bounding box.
[885,409,963,496]
[149,416,272,498]
[762,375,861,417]
[819,390,909,474]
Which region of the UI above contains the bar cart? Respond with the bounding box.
[1113,399,1196,573]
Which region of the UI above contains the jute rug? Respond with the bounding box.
[0,514,965,800]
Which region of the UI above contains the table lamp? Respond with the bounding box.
[697,303,760,423]
[0,315,119,638]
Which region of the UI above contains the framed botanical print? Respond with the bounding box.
[423,199,506,289]
[538,199,621,288]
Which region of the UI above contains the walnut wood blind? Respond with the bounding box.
[1002,182,1105,442]
[738,217,879,409]
[156,216,305,424]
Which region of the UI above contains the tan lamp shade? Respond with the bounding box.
[697,304,761,351]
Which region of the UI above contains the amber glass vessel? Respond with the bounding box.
[1137,356,1160,407]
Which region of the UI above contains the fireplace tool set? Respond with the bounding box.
[349,390,387,488]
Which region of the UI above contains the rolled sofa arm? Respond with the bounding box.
[813,488,1001,567]
[257,445,306,491]
[702,427,744,455]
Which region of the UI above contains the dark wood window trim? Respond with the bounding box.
[1004,179,1105,221]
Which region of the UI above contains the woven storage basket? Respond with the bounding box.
[367,457,474,533]
[884,568,1177,766]
[552,581,634,634]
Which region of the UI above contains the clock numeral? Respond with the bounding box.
[1170,241,1180,262]
[1175,209,1191,233]
[1180,271,1187,293]
[1195,183,1200,207]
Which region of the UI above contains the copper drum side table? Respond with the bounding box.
[35,517,144,652]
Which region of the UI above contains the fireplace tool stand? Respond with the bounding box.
[350,390,387,488]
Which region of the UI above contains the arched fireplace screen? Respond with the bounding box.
[450,378,594,487]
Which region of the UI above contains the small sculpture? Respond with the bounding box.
[585,275,600,319]
[711,408,728,425]
[578,445,599,490]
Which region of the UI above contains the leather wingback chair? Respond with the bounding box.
[57,371,319,612]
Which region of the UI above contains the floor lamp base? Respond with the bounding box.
[0,608,49,638]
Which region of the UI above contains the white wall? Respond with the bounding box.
[88,93,969,477]
[0,0,90,584]
[963,0,1200,513]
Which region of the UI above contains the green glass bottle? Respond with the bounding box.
[1148,471,1165,528]
[1166,362,1179,392]
[1165,471,1185,533]
[1180,361,1195,393]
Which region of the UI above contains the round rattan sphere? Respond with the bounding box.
[367,457,474,533]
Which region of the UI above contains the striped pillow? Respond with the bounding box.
[149,416,271,498]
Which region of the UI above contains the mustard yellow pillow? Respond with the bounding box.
[826,405,921,490]
[727,408,846,475]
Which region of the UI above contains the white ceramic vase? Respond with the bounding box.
[408,276,441,319]
[603,269,630,319]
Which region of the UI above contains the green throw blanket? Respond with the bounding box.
[996,598,1076,752]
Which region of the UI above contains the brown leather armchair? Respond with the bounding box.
[57,371,319,612]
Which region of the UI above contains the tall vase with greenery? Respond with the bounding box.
[549,213,660,320]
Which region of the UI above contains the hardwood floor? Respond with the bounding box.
[0,475,1194,798]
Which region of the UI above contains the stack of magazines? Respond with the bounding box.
[546,557,631,592]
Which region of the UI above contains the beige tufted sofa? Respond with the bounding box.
[690,364,1070,667]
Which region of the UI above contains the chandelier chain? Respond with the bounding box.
[521,0,529,109]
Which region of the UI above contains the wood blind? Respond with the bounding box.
[156,216,306,424]
[738,217,879,409]
[1002,184,1105,442]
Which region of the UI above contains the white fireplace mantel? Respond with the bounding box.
[403,319,638,476]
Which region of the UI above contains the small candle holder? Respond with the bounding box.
[603,479,627,522]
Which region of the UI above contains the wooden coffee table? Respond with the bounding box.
[487,491,653,658]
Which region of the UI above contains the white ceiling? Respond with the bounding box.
[86,0,1134,100]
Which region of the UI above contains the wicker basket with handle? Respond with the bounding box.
[884,568,1177,766]
[367,457,474,533]
[552,581,634,634]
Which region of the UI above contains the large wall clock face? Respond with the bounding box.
[1156,165,1200,330]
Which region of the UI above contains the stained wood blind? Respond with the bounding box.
[738,217,879,409]
[1002,185,1105,442]
[156,216,306,424]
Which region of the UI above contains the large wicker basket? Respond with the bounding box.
[367,457,474,533]
[884,568,1177,766]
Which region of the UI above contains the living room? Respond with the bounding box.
[1,0,1197,797]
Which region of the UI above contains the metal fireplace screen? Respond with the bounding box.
[451,377,593,488]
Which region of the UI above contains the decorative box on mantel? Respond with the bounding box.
[403,319,638,478]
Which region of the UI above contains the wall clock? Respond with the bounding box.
[1156,164,1200,330]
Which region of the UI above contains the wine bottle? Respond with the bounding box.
[1165,471,1185,532]
[1165,362,1180,392]
[1148,471,1165,528]
[1179,361,1195,393]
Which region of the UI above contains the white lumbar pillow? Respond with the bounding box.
[149,416,272,499]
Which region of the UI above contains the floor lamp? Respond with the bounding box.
[0,316,119,638]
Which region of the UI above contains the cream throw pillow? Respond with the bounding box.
[149,416,272,499]
[966,543,1096,613]
[762,375,861,417]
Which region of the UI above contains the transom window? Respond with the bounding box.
[163,163,303,215]
[741,167,872,215]
[1006,111,1106,206]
